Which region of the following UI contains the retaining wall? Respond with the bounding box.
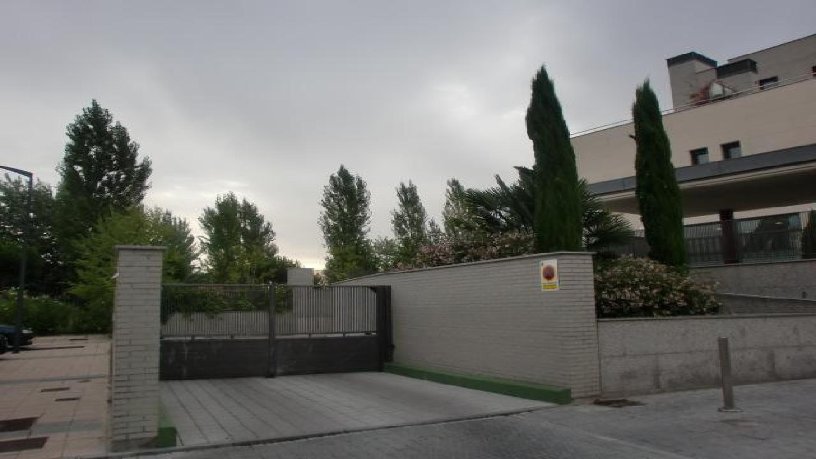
[339,252,600,398]
[692,259,816,299]
[717,293,816,314]
[598,314,816,397]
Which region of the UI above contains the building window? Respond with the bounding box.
[759,76,779,89]
[690,147,709,165]
[722,141,742,159]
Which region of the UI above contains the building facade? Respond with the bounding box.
[572,34,816,264]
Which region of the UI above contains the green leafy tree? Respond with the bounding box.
[0,175,65,295]
[426,219,444,245]
[633,81,686,268]
[372,236,399,272]
[391,181,428,265]
[70,207,198,332]
[802,210,816,259]
[526,65,583,252]
[441,178,482,240]
[54,100,152,264]
[199,192,286,283]
[319,165,376,282]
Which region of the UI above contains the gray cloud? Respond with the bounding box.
[2,0,814,267]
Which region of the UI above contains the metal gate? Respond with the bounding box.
[159,284,392,380]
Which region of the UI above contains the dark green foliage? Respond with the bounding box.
[426,219,444,245]
[69,207,198,332]
[0,289,79,335]
[580,181,635,255]
[391,181,428,265]
[455,168,632,255]
[526,66,583,252]
[54,100,152,265]
[802,211,816,259]
[0,176,64,295]
[319,165,376,282]
[441,179,473,238]
[160,285,270,324]
[372,236,399,272]
[594,257,719,318]
[199,192,291,284]
[633,81,686,268]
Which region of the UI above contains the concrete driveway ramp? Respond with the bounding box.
[161,372,553,446]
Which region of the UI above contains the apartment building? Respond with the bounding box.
[572,34,816,264]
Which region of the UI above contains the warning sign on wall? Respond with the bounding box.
[540,259,559,291]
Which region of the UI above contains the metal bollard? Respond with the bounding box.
[718,337,741,412]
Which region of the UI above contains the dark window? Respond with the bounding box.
[812,66,816,77]
[759,76,778,90]
[690,147,709,165]
[722,141,742,159]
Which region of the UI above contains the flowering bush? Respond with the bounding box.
[594,257,720,318]
[412,231,534,268]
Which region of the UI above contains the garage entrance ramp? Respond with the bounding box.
[161,372,553,446]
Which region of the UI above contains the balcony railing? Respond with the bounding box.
[611,211,814,266]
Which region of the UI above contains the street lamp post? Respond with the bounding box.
[0,165,33,354]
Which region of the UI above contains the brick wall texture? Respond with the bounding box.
[340,253,601,398]
[110,246,164,449]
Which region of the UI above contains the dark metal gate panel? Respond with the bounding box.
[159,284,391,380]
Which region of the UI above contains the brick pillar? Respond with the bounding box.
[544,253,601,398]
[110,246,165,451]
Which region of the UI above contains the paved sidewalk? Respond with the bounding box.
[0,335,109,459]
[148,378,816,458]
[161,372,553,446]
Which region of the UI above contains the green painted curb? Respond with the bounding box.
[384,363,571,405]
[156,404,178,448]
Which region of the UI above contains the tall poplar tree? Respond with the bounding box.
[526,66,583,252]
[391,181,427,265]
[199,192,283,283]
[319,165,375,282]
[632,81,686,268]
[54,100,152,262]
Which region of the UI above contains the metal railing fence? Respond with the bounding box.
[160,284,380,339]
[612,211,814,266]
[275,286,377,337]
[160,284,271,338]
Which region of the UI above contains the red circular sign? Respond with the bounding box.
[542,265,555,281]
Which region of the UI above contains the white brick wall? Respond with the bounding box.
[110,246,164,450]
[340,253,601,398]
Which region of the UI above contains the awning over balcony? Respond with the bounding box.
[588,143,816,217]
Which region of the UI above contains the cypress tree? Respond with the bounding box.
[632,81,686,268]
[525,66,583,252]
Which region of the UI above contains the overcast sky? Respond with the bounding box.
[1,1,814,268]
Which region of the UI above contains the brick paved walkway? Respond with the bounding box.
[161,372,553,446]
[0,335,108,459]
